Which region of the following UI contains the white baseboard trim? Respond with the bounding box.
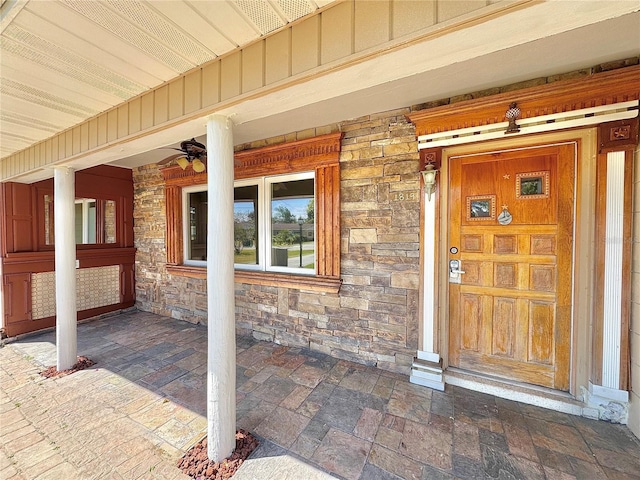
[410,358,445,391]
[416,350,440,363]
[410,373,445,391]
[589,383,629,403]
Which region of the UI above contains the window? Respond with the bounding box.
[75,199,96,244]
[163,132,342,291]
[234,184,259,266]
[516,171,550,199]
[185,173,316,274]
[267,174,315,273]
[237,172,315,274]
[183,187,208,264]
[43,195,117,245]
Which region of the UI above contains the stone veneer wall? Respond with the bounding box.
[133,164,210,324]
[133,59,640,381]
[133,111,422,374]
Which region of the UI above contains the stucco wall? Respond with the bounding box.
[133,111,422,375]
[630,145,640,438]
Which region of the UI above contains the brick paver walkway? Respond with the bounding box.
[1,310,639,479]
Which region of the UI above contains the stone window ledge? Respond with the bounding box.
[166,265,342,294]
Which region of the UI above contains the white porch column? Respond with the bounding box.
[54,166,77,371]
[206,115,236,461]
[410,182,445,391]
[587,150,629,421]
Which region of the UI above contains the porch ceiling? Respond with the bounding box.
[0,0,335,159]
[1,0,639,181]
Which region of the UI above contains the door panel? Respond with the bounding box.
[449,144,575,391]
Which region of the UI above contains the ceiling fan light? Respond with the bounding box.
[176,157,189,170]
[192,158,206,173]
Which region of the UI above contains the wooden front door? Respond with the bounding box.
[448,143,575,391]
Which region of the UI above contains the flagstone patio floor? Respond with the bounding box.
[1,310,639,479]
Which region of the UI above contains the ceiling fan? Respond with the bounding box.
[158,138,207,172]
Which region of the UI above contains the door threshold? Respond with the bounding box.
[444,368,590,418]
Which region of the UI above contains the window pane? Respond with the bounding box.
[104,200,117,243]
[87,202,96,243]
[188,191,207,261]
[271,178,315,270]
[75,203,83,244]
[46,196,115,245]
[234,185,259,265]
[74,199,97,244]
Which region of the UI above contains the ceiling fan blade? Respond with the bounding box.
[182,138,206,153]
[157,153,186,165]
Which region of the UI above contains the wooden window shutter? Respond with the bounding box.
[165,185,183,265]
[316,163,340,277]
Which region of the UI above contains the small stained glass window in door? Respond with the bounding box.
[516,171,550,199]
[466,195,496,221]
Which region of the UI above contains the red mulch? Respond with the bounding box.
[177,430,259,480]
[39,356,96,378]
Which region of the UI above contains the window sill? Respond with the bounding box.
[165,265,342,294]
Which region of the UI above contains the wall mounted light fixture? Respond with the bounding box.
[421,162,438,201]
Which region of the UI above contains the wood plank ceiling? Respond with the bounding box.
[0,0,335,158]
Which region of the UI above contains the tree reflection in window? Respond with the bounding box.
[234,185,258,265]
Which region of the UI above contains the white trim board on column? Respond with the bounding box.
[417,351,440,363]
[421,194,437,356]
[602,150,625,391]
[411,361,445,391]
[411,188,444,391]
[581,150,630,425]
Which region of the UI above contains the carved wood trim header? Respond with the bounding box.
[234,132,343,180]
[162,132,343,186]
[162,163,206,186]
[407,65,640,137]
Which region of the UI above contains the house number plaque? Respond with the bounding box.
[392,191,418,202]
